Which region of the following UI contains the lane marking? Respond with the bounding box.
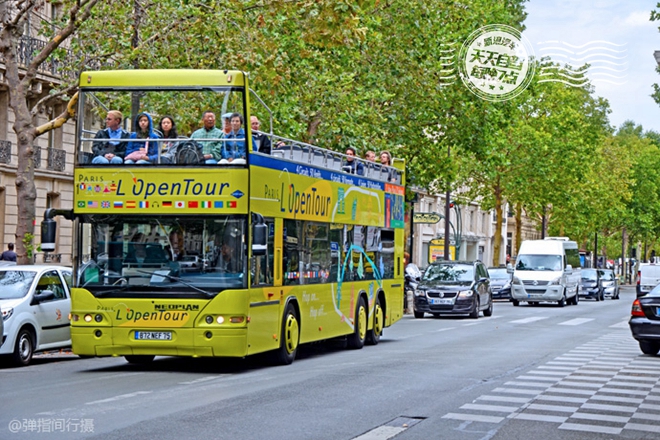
[558,318,594,326]
[559,422,622,435]
[86,391,152,405]
[442,413,503,423]
[460,403,519,412]
[509,317,548,324]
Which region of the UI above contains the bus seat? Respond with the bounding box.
[312,150,325,167]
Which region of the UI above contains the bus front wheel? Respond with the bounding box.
[274,303,300,365]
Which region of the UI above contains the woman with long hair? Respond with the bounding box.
[158,115,179,163]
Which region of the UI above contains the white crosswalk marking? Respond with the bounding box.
[509,316,548,324]
[558,318,594,326]
[439,330,660,436]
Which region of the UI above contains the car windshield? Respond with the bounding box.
[599,270,614,280]
[582,269,598,281]
[423,264,473,282]
[515,255,562,271]
[488,268,508,279]
[0,270,37,299]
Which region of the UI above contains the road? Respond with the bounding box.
[2,286,658,440]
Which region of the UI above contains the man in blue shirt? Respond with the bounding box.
[91,110,131,164]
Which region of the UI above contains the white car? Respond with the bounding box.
[0,265,72,366]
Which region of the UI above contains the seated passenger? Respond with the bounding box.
[91,110,131,164]
[158,115,179,163]
[191,111,223,164]
[342,146,364,176]
[251,116,271,154]
[124,113,160,164]
[219,113,246,164]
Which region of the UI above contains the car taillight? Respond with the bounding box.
[637,271,641,286]
[631,299,645,317]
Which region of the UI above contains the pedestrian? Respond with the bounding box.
[0,243,17,261]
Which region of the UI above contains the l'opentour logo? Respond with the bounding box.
[458,24,535,102]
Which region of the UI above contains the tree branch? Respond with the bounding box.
[22,0,100,88]
[30,85,78,117]
[34,92,78,136]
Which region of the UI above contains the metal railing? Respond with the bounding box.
[15,36,73,76]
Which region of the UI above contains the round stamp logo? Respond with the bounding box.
[458,24,535,102]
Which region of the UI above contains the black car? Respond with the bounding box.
[487,266,511,300]
[629,284,660,355]
[413,260,493,319]
[580,268,603,301]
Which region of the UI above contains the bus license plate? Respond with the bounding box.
[135,331,172,341]
[430,298,453,305]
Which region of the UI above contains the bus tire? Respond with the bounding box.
[274,303,300,365]
[347,297,367,349]
[366,296,384,346]
[124,355,155,364]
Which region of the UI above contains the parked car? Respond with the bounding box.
[580,268,603,301]
[413,260,493,319]
[629,284,660,355]
[487,266,511,300]
[0,265,72,366]
[599,269,620,299]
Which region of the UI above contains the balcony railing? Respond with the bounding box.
[16,36,73,77]
[47,147,66,171]
[0,140,10,164]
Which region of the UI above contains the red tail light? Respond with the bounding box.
[637,271,641,286]
[631,299,645,317]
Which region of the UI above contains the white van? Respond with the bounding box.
[509,237,581,307]
[637,263,660,297]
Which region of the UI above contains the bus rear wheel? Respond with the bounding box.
[366,296,383,345]
[347,297,367,349]
[274,303,300,365]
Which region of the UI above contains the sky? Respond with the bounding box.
[522,0,660,133]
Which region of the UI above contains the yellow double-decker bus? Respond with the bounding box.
[42,70,405,365]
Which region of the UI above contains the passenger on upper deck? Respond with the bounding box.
[365,150,376,161]
[380,150,397,182]
[219,113,246,164]
[221,113,233,135]
[91,110,131,164]
[158,115,179,163]
[251,116,271,155]
[124,113,160,164]
[343,146,364,176]
[191,111,223,164]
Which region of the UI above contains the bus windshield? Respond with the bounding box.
[78,214,246,296]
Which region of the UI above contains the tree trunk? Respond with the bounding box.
[492,184,503,267]
[515,202,522,257]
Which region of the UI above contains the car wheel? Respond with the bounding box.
[558,291,566,307]
[573,287,579,305]
[414,310,425,319]
[12,328,34,367]
[347,297,367,349]
[483,299,493,317]
[273,303,300,364]
[639,340,660,355]
[512,299,519,307]
[366,296,383,345]
[124,355,155,364]
[469,298,479,319]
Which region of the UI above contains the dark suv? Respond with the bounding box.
[413,260,493,319]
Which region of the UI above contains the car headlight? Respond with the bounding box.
[414,289,426,297]
[458,290,473,298]
[601,281,613,287]
[548,277,562,286]
[502,281,511,289]
[2,307,13,321]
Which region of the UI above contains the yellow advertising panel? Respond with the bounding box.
[79,70,245,88]
[249,156,405,227]
[74,168,248,215]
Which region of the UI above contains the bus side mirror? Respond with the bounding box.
[41,217,57,252]
[252,212,267,256]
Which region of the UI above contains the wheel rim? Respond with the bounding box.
[18,334,32,362]
[373,303,384,337]
[284,313,299,354]
[358,305,367,341]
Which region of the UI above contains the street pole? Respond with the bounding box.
[594,232,598,268]
[444,145,451,260]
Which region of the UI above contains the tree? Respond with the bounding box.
[0,0,98,263]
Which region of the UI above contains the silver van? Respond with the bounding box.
[508,237,581,307]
